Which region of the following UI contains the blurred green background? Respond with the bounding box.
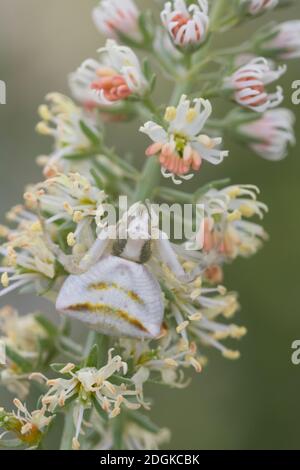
[0,0,300,450]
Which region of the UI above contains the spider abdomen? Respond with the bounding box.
[56,255,164,338]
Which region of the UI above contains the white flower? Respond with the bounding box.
[36,93,98,178]
[262,21,300,60]
[0,306,46,354]
[224,57,286,112]
[96,418,171,450]
[92,0,140,40]
[0,306,51,399]
[160,260,243,359]
[144,333,202,387]
[122,423,170,450]
[0,399,53,448]
[239,109,295,160]
[0,175,109,300]
[140,95,228,184]
[26,173,107,253]
[0,212,56,298]
[70,40,147,107]
[161,0,209,49]
[185,184,268,259]
[0,369,30,400]
[39,351,147,415]
[118,334,203,389]
[187,311,246,360]
[244,0,278,15]
[13,399,52,435]
[33,350,149,449]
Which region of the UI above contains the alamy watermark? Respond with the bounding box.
[94,197,205,249]
[291,80,300,105]
[0,80,6,104]
[291,340,300,365]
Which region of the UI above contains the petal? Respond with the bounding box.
[140,122,168,143]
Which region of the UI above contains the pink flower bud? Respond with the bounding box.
[161,0,209,49]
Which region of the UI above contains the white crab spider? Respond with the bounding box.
[55,204,186,339]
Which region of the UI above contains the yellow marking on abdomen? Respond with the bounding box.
[88,282,144,305]
[67,302,148,333]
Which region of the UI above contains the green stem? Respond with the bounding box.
[95,333,110,368]
[170,81,190,105]
[201,86,222,99]
[194,178,231,200]
[216,42,253,57]
[139,96,164,125]
[154,187,193,204]
[83,331,97,357]
[60,404,76,450]
[186,56,214,82]
[206,118,227,130]
[210,0,235,32]
[150,45,180,79]
[133,157,161,202]
[112,414,125,450]
[143,96,159,116]
[102,145,140,180]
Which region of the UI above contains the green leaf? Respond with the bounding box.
[5,346,32,373]
[160,281,176,302]
[93,159,118,182]
[110,374,133,386]
[142,58,152,80]
[149,73,157,93]
[34,314,58,337]
[117,31,144,50]
[58,336,83,355]
[95,334,110,368]
[64,150,99,160]
[85,430,102,449]
[126,411,160,434]
[36,337,56,369]
[90,168,104,189]
[194,178,231,200]
[91,395,108,422]
[79,120,101,146]
[60,317,71,337]
[138,11,154,42]
[60,405,77,450]
[82,333,110,369]
[50,363,68,373]
[112,415,124,450]
[142,60,157,94]
[84,344,99,368]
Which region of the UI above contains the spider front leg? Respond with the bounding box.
[38,215,86,275]
[47,232,86,275]
[78,229,112,271]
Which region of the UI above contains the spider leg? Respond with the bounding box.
[79,229,112,271]
[155,231,188,280]
[38,210,85,275]
[47,232,85,274]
